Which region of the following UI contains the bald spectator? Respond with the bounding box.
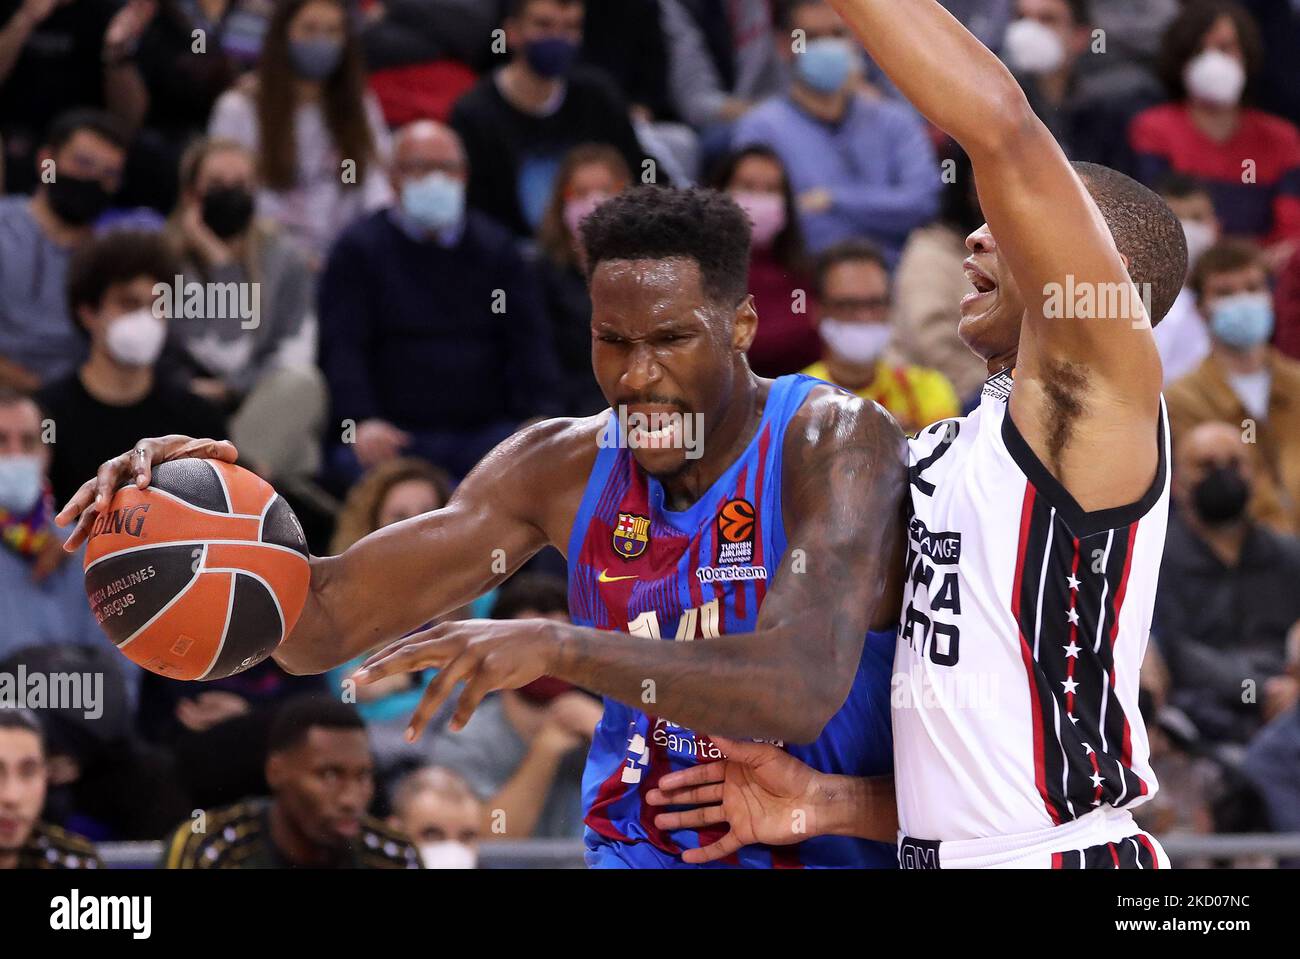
[1166,241,1300,534]
[319,121,559,484]
[1154,421,1300,746]
[388,766,483,869]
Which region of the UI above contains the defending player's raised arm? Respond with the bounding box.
[825,0,1162,401]
[273,418,595,674]
[357,389,908,744]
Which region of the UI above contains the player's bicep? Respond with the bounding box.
[973,119,1161,396]
[759,394,908,657]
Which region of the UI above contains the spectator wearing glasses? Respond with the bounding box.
[801,240,959,436]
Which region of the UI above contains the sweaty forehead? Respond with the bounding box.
[590,257,715,329]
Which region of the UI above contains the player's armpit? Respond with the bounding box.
[274,416,600,675]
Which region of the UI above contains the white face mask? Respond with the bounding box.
[1183,49,1246,107]
[1181,219,1217,270]
[105,308,167,368]
[1003,18,1067,75]
[820,318,891,366]
[0,454,45,514]
[419,840,477,869]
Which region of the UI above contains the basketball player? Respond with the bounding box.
[58,187,908,868]
[643,0,1189,869]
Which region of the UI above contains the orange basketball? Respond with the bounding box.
[718,498,755,543]
[83,459,310,681]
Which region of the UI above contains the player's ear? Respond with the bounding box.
[733,295,758,354]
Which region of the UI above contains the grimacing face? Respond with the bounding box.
[590,257,756,480]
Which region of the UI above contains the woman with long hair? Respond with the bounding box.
[709,145,819,377]
[208,0,392,261]
[534,143,632,416]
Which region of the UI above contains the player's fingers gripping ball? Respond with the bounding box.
[83,459,310,680]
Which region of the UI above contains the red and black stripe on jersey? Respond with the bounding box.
[1002,408,1166,827]
[1052,833,1162,869]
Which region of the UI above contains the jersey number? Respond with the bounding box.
[627,600,722,641]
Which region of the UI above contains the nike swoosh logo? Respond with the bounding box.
[598,569,638,583]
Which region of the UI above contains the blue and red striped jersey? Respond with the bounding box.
[567,374,897,868]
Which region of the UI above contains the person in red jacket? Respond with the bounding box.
[1129,1,1300,266]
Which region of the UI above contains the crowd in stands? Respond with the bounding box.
[1,0,1299,868]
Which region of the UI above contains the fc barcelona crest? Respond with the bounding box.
[613,513,650,560]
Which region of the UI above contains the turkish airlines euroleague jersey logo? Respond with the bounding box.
[715,498,755,566]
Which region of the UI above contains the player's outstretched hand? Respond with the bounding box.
[352,619,559,741]
[645,736,830,864]
[55,435,239,551]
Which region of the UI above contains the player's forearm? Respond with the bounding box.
[815,774,898,843]
[551,623,850,744]
[827,0,1032,157]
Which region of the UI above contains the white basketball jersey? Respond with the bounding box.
[893,370,1168,842]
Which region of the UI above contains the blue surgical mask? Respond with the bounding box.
[797,38,856,94]
[289,38,343,81]
[524,37,579,79]
[0,455,45,514]
[1210,292,1275,350]
[401,172,466,233]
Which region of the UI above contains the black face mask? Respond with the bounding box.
[1192,465,1250,525]
[46,173,112,226]
[201,186,255,239]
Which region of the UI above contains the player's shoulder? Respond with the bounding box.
[784,381,909,479]
[163,799,268,870]
[482,414,607,477]
[356,815,423,870]
[23,822,103,869]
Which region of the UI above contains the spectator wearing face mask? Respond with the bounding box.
[801,240,959,436]
[731,0,940,263]
[710,146,819,378]
[1152,174,1219,384]
[1154,420,1300,746]
[1000,0,1153,169]
[387,766,482,869]
[35,229,226,509]
[1129,1,1300,262]
[0,0,152,197]
[0,110,129,393]
[164,136,326,489]
[319,120,560,484]
[1166,240,1300,534]
[208,0,393,263]
[449,0,650,239]
[534,143,631,416]
[0,388,116,668]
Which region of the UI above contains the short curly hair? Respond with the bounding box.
[580,186,753,306]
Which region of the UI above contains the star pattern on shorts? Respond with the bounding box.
[1067,574,1081,591]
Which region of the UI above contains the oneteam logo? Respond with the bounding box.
[49,890,151,940]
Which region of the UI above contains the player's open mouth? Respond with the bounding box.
[630,420,680,449]
[961,259,998,309]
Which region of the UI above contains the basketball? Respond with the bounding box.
[82,459,311,681]
[718,498,755,542]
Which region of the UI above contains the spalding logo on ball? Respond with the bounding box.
[83,459,311,681]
